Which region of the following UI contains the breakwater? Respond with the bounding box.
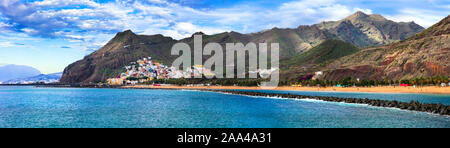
[22,85,450,115]
[206,90,450,116]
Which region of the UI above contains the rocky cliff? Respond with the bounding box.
[321,15,450,80]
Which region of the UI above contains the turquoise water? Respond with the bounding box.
[230,89,450,105]
[0,86,448,128]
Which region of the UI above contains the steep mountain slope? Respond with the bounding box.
[280,40,360,80]
[283,40,360,66]
[60,30,179,83]
[316,11,424,47]
[61,12,424,83]
[248,26,330,57]
[0,64,41,82]
[321,15,450,80]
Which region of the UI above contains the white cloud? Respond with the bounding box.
[177,0,372,32]
[146,0,168,4]
[150,22,228,39]
[2,0,366,40]
[0,41,15,47]
[354,8,373,15]
[0,0,448,53]
[274,0,355,26]
[0,0,382,51]
[385,8,447,27]
[0,22,11,28]
[32,0,100,7]
[0,32,43,41]
[55,30,114,51]
[0,41,28,47]
[21,28,38,34]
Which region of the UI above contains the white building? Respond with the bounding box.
[315,71,323,76]
[312,71,323,80]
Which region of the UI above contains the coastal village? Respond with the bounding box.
[106,57,216,85]
[106,57,450,88]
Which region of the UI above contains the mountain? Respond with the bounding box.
[315,11,424,47]
[280,40,360,80]
[282,40,360,66]
[60,31,179,83]
[0,64,41,82]
[320,15,450,80]
[61,12,425,83]
[2,72,62,84]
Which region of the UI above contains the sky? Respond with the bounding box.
[0,0,449,74]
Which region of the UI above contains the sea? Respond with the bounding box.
[0,86,448,128]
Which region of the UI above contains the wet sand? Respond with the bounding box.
[123,85,450,94]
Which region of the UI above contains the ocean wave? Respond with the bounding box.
[180,89,200,92]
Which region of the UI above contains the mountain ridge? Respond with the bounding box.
[321,15,450,81]
[3,72,62,84]
[61,12,427,83]
[0,64,41,82]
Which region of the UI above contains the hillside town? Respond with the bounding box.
[107,57,216,85]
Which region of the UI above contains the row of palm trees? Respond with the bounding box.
[289,75,449,87]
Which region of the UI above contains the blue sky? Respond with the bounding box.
[0,0,449,74]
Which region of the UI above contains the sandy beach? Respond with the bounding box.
[122,85,450,94]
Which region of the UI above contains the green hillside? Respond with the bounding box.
[283,40,360,66]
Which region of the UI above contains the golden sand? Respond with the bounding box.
[123,85,450,94]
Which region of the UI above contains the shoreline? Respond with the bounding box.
[122,85,450,95]
[121,85,450,115]
[8,84,450,115]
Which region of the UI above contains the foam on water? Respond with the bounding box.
[180,89,200,92]
[212,91,450,118]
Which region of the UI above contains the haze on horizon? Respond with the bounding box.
[0,0,448,74]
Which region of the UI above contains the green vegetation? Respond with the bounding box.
[122,75,449,87]
[283,40,360,66]
[288,75,449,87]
[103,67,126,81]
